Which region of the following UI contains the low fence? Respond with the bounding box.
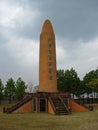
[75,98,98,104]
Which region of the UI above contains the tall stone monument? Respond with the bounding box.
[3,19,90,114]
[39,19,58,92]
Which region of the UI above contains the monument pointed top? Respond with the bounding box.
[41,19,54,34]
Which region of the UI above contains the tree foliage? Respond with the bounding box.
[15,77,26,100]
[83,69,98,94]
[87,78,98,93]
[57,68,80,96]
[0,79,4,100]
[83,69,98,84]
[4,78,15,103]
[57,69,66,92]
[78,80,86,95]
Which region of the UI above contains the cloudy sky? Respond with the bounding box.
[0,0,98,86]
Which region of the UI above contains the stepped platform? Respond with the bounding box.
[3,92,90,114]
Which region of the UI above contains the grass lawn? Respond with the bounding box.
[0,104,98,130]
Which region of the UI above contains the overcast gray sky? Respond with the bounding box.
[0,0,98,85]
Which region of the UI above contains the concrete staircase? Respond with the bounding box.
[3,95,32,113]
[49,95,70,115]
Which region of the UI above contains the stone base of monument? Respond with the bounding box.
[3,92,90,114]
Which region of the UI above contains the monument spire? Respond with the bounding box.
[41,19,54,34]
[39,19,58,92]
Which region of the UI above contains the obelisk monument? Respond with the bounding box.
[39,19,58,92]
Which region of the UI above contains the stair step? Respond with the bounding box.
[50,96,69,115]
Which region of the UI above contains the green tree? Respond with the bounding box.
[65,68,80,97]
[83,69,98,95]
[78,80,86,95]
[0,79,4,102]
[57,69,66,92]
[87,78,98,98]
[15,77,26,100]
[57,68,80,97]
[4,78,15,103]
